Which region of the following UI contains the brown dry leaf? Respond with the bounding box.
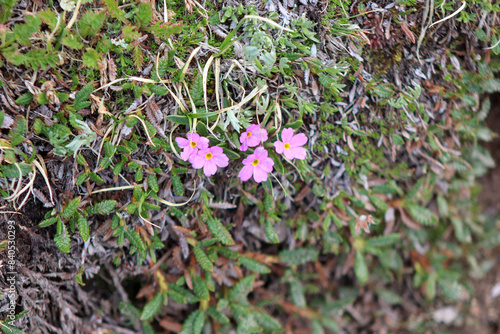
[98,57,108,87]
[401,22,415,43]
[184,270,193,290]
[209,201,237,209]
[410,249,431,271]
[173,247,186,271]
[342,249,356,275]
[423,80,445,95]
[1,94,18,113]
[355,215,371,234]
[108,55,117,82]
[309,75,320,103]
[136,284,156,299]
[398,207,422,230]
[146,101,166,138]
[159,317,183,333]
[131,34,148,48]
[171,225,192,236]
[294,185,311,201]
[185,0,195,13]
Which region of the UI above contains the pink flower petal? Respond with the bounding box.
[260,128,269,141]
[210,146,223,155]
[290,133,308,147]
[253,166,268,183]
[274,141,285,154]
[203,161,217,176]
[242,155,255,166]
[247,124,261,133]
[191,154,206,169]
[290,146,307,160]
[260,157,274,172]
[240,141,249,151]
[213,154,229,167]
[238,165,253,181]
[188,133,200,142]
[176,137,189,148]
[240,131,249,143]
[283,148,296,160]
[281,128,294,142]
[180,146,195,161]
[254,147,268,157]
[198,137,209,149]
[247,136,262,147]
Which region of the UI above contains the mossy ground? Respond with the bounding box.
[1,0,500,333]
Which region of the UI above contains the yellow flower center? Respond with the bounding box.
[252,159,260,166]
[284,143,291,150]
[189,141,197,148]
[205,152,213,159]
[247,131,252,138]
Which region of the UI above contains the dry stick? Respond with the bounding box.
[65,0,83,31]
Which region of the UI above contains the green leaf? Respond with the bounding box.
[74,82,94,105]
[171,175,184,196]
[269,151,284,174]
[290,278,306,308]
[77,214,90,241]
[283,119,303,130]
[207,218,234,246]
[74,101,92,111]
[140,293,163,320]
[125,228,146,251]
[253,310,282,332]
[179,310,198,334]
[103,0,127,23]
[193,274,210,301]
[279,247,318,265]
[75,172,88,186]
[240,256,271,274]
[119,301,141,320]
[192,310,206,334]
[150,84,169,96]
[216,246,240,259]
[54,220,71,253]
[78,10,105,38]
[406,203,438,226]
[15,93,33,105]
[0,163,32,178]
[207,307,230,324]
[167,114,190,125]
[222,147,240,160]
[61,197,81,220]
[82,48,101,69]
[8,116,26,146]
[88,200,116,215]
[372,84,394,98]
[148,174,159,193]
[354,251,368,284]
[194,246,214,272]
[0,0,18,24]
[264,219,280,244]
[39,217,58,228]
[365,233,401,248]
[229,274,255,302]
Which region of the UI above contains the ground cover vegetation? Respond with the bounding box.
[0,0,500,333]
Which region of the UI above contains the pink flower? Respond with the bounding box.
[191,146,229,177]
[175,133,209,161]
[274,128,308,160]
[238,147,274,183]
[239,124,268,151]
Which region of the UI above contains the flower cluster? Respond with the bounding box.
[237,125,308,183]
[175,133,228,177]
[175,125,308,183]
